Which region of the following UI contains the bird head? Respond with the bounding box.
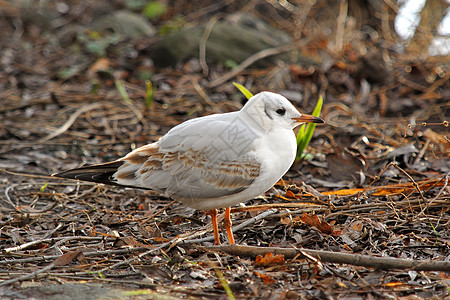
[241,91,324,131]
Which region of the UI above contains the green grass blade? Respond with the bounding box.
[296,123,306,144]
[40,182,49,192]
[311,95,324,116]
[233,82,253,100]
[145,80,154,108]
[114,78,131,103]
[296,95,323,161]
[214,266,235,300]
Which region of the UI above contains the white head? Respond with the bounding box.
[240,91,323,131]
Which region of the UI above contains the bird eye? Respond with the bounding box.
[276,108,286,115]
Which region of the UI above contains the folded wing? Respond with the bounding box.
[54,113,262,200]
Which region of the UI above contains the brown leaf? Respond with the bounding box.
[351,221,364,231]
[290,65,316,77]
[423,128,450,152]
[343,244,352,251]
[254,271,275,284]
[172,216,184,225]
[88,57,111,74]
[300,213,334,235]
[322,178,446,197]
[285,190,296,198]
[379,87,388,117]
[255,253,285,267]
[120,236,155,249]
[53,251,82,266]
[273,194,291,201]
[383,281,405,287]
[280,216,291,225]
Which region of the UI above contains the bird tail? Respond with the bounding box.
[52,161,123,186]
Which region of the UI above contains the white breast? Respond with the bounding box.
[180,127,297,210]
[250,128,297,194]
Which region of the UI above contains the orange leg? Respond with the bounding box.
[224,207,235,245]
[207,209,220,245]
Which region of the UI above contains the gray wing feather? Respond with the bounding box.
[114,114,262,199]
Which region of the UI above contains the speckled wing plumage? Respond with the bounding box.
[114,112,262,199]
[54,112,262,202]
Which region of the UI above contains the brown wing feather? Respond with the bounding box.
[54,141,261,197]
[113,142,261,198]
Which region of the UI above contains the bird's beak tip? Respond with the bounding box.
[292,114,325,124]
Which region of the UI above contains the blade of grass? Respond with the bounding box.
[213,266,235,300]
[114,78,131,103]
[296,123,307,144]
[145,80,154,108]
[296,95,323,161]
[40,182,49,193]
[233,82,253,100]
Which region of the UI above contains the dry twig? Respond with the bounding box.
[204,245,450,272]
[40,103,103,142]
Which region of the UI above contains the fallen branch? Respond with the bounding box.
[0,251,82,287]
[3,236,105,253]
[230,203,322,213]
[0,261,56,287]
[203,244,450,272]
[0,247,148,266]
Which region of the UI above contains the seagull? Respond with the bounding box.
[53,91,324,245]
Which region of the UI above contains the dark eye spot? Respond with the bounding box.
[276,108,286,115]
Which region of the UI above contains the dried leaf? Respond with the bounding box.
[120,236,155,249]
[322,178,446,196]
[254,271,275,284]
[88,57,111,74]
[383,281,405,287]
[280,216,291,225]
[424,128,450,152]
[351,221,364,231]
[285,190,296,198]
[300,213,334,235]
[273,194,291,201]
[53,251,82,266]
[255,253,285,267]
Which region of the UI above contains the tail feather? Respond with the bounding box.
[52,161,123,186]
